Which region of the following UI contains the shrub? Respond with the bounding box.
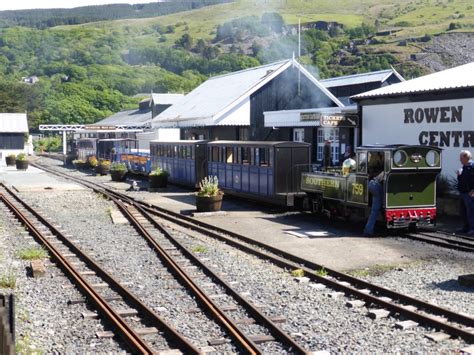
[149,167,169,177]
[197,176,220,197]
[16,152,27,161]
[110,162,127,172]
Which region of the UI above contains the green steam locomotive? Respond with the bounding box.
[300,145,442,229]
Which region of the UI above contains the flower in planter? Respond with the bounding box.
[197,176,222,197]
[7,154,16,159]
[88,156,98,168]
[16,152,27,161]
[110,162,127,172]
[149,167,169,177]
[98,159,111,168]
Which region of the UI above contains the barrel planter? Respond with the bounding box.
[195,193,223,212]
[96,164,110,176]
[110,170,127,182]
[149,174,168,189]
[5,156,15,166]
[15,160,29,170]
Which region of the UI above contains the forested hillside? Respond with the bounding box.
[0,0,472,131]
[0,1,233,29]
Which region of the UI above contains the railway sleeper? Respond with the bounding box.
[82,308,138,319]
[96,327,159,338]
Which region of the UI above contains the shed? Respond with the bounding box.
[351,62,474,178]
[0,113,29,164]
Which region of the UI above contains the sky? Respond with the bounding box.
[0,1,158,11]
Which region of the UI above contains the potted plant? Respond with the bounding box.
[5,154,16,166]
[196,176,223,212]
[87,156,98,170]
[15,152,28,170]
[96,159,111,176]
[148,167,169,190]
[110,162,128,181]
[72,159,86,170]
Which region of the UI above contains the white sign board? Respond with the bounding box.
[362,98,474,177]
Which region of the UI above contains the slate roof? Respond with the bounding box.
[0,113,28,133]
[153,59,343,125]
[321,68,404,88]
[352,62,474,100]
[92,108,151,127]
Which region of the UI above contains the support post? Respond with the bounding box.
[62,130,67,165]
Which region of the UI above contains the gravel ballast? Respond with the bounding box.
[11,159,472,353]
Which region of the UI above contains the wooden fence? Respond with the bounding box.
[0,294,15,354]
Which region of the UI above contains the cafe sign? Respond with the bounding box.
[300,112,359,127]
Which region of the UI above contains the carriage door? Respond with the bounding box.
[316,128,340,165]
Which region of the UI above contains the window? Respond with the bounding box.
[293,128,304,142]
[226,147,233,163]
[242,147,250,164]
[259,148,269,167]
[211,146,219,162]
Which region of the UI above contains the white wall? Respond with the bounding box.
[362,97,474,178]
[137,129,180,150]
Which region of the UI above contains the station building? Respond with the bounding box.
[152,58,404,166]
[0,113,29,165]
[352,62,474,178]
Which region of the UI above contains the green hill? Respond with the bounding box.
[0,0,472,130]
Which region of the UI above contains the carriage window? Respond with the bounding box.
[259,148,269,167]
[191,146,195,160]
[185,146,191,159]
[254,147,259,165]
[250,148,255,165]
[179,146,184,159]
[357,152,367,173]
[236,147,241,164]
[173,146,178,158]
[226,147,233,163]
[242,147,250,164]
[269,148,273,167]
[212,146,219,162]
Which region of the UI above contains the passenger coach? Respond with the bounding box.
[207,141,311,206]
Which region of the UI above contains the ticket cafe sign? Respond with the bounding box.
[300,113,359,127]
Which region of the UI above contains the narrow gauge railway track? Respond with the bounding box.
[30,163,309,354]
[400,230,474,253]
[33,162,474,343]
[0,184,200,354]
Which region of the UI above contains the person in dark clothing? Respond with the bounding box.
[341,145,355,162]
[363,152,385,237]
[457,150,474,236]
[323,140,332,169]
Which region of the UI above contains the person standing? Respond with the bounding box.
[457,150,474,236]
[363,152,385,237]
[323,139,332,169]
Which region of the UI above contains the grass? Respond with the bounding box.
[192,245,207,253]
[17,247,48,260]
[291,268,305,277]
[315,267,328,277]
[348,264,399,277]
[0,271,16,288]
[16,333,43,355]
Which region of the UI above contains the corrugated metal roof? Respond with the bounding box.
[321,69,404,88]
[153,59,343,126]
[0,113,28,133]
[352,62,474,100]
[151,93,184,106]
[92,108,151,126]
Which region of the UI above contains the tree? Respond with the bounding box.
[175,33,193,50]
